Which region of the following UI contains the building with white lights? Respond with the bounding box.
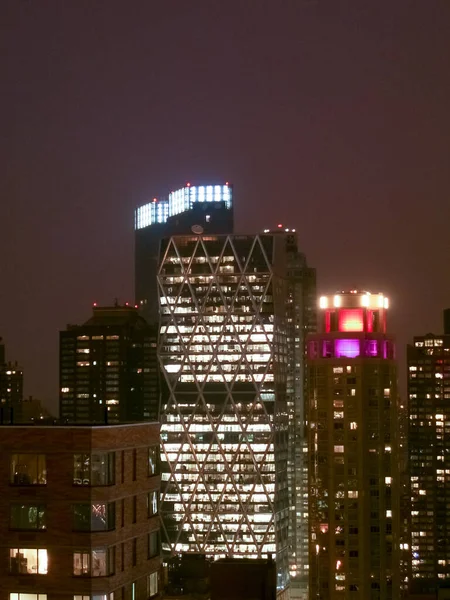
[135,183,234,324]
[307,291,402,599]
[408,310,450,598]
[157,230,315,593]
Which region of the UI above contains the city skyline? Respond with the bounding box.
[1,3,450,412]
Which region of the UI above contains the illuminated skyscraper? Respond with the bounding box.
[135,183,234,324]
[408,310,450,596]
[157,230,315,592]
[307,291,401,600]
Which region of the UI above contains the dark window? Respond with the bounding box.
[10,454,46,485]
[132,538,137,566]
[10,505,46,530]
[148,531,160,559]
[73,503,115,532]
[132,496,137,524]
[132,449,137,481]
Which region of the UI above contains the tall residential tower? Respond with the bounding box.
[408,309,450,596]
[157,230,315,592]
[59,305,158,423]
[307,291,401,600]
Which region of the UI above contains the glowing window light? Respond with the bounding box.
[319,296,328,309]
[338,309,364,332]
[335,339,360,358]
[333,295,342,307]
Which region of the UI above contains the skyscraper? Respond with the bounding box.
[307,291,401,599]
[0,337,24,423]
[157,230,315,592]
[59,305,158,423]
[408,309,450,596]
[135,183,234,324]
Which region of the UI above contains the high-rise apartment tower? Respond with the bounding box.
[135,183,234,324]
[307,291,401,600]
[408,309,450,597]
[157,230,315,592]
[59,305,158,423]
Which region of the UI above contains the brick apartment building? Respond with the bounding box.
[0,422,161,600]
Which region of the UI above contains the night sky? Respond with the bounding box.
[2,1,450,414]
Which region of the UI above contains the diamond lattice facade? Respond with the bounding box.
[157,232,315,591]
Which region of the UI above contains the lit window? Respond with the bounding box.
[147,491,158,517]
[10,596,47,600]
[73,548,115,576]
[11,454,47,485]
[9,549,48,574]
[73,453,115,486]
[147,571,159,597]
[334,446,344,453]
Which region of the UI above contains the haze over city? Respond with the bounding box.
[1,1,450,414]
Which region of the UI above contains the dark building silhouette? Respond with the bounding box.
[134,183,234,324]
[59,305,158,423]
[210,556,277,600]
[0,337,24,423]
[408,310,450,597]
[157,230,315,593]
[307,291,402,599]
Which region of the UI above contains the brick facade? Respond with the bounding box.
[0,422,161,600]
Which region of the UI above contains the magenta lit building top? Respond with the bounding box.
[308,291,394,360]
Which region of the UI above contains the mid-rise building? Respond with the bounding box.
[307,291,401,599]
[59,305,158,423]
[0,338,24,422]
[0,421,161,600]
[135,183,234,324]
[157,230,315,592]
[408,310,450,597]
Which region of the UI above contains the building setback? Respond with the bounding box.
[134,183,234,325]
[408,310,450,597]
[59,305,158,424]
[157,231,315,592]
[0,422,161,600]
[307,291,401,600]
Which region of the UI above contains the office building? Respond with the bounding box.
[408,309,450,597]
[0,338,24,422]
[158,230,315,592]
[60,305,158,424]
[0,421,161,600]
[307,291,401,599]
[135,183,234,324]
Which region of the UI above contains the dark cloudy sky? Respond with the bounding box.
[1,1,450,413]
